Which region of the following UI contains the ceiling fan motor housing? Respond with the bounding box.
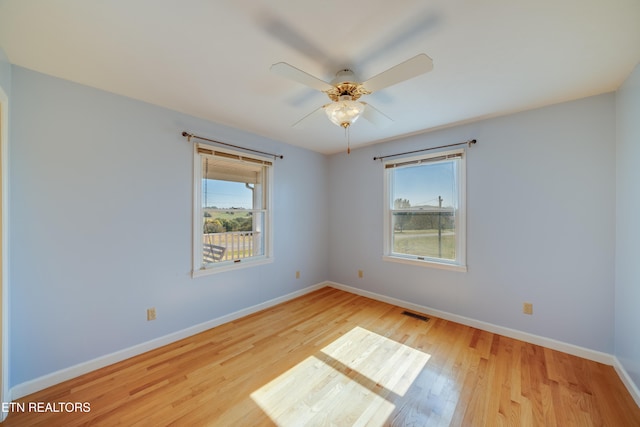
[325,69,371,101]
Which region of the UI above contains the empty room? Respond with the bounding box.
[0,1,639,425]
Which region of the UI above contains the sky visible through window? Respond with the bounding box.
[205,162,456,210]
[203,180,253,209]
[393,162,457,208]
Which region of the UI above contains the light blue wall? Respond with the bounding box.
[615,63,640,390]
[9,66,329,387]
[328,93,616,353]
[0,47,11,407]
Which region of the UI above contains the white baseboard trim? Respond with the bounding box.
[326,281,615,365]
[10,282,326,400]
[613,357,640,407]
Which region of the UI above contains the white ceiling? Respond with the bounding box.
[1,0,639,154]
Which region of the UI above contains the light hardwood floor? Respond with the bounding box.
[4,287,640,426]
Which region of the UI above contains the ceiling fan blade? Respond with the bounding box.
[258,12,342,73]
[361,103,393,128]
[292,105,327,128]
[270,62,334,92]
[362,54,433,93]
[356,11,440,69]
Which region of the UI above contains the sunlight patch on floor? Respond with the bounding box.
[251,326,431,426]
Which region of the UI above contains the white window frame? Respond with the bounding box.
[192,144,273,277]
[383,148,467,272]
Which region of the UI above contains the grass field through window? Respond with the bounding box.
[393,229,456,260]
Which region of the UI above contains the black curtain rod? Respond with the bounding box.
[373,139,477,161]
[182,131,284,160]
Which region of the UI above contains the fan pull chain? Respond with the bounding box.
[345,125,351,154]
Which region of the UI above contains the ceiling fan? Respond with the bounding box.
[270,54,433,152]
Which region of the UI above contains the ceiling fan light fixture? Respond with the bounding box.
[324,96,365,128]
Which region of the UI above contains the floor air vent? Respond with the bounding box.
[401,311,430,322]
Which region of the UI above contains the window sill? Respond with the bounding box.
[192,257,273,278]
[383,255,467,272]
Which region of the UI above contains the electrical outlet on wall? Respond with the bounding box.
[147,308,157,321]
[523,302,533,315]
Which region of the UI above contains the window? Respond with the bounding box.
[193,145,272,276]
[384,149,466,271]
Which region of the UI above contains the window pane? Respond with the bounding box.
[203,179,254,210]
[392,211,456,260]
[202,210,265,264]
[203,209,255,234]
[389,157,460,263]
[198,153,269,269]
[391,161,457,210]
